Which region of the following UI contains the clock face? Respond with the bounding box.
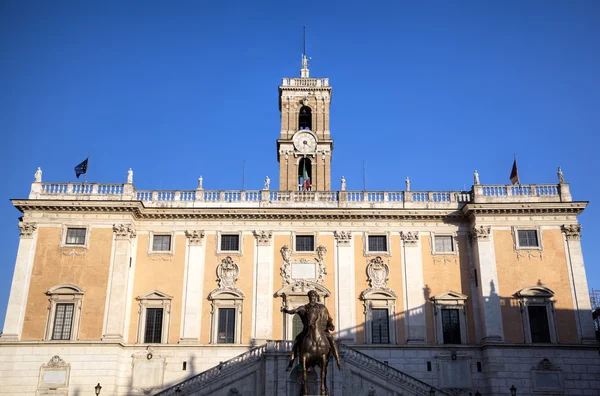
[293,132,317,153]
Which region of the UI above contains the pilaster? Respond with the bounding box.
[179,230,206,344]
[469,224,504,343]
[400,231,426,344]
[334,231,356,343]
[562,224,596,343]
[102,224,136,343]
[0,222,38,342]
[252,230,274,343]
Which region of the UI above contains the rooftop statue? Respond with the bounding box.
[282,290,341,396]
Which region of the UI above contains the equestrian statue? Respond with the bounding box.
[282,290,342,396]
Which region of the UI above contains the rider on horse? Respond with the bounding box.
[282,290,342,371]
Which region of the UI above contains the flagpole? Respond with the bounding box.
[84,152,90,184]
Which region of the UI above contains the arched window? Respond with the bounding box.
[292,314,303,339]
[298,157,312,191]
[298,106,312,130]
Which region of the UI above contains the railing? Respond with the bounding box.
[30,182,568,206]
[281,77,329,87]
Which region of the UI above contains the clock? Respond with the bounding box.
[293,131,317,153]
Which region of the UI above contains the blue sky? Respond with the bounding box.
[1,1,599,330]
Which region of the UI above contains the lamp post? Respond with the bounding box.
[175,386,182,394]
[429,388,436,396]
[94,383,102,395]
[510,385,517,396]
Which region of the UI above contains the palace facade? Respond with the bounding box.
[1,57,598,396]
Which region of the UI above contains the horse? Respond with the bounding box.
[298,302,332,396]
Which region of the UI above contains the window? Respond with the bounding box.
[296,235,315,252]
[298,105,312,130]
[218,308,236,344]
[515,286,557,344]
[144,308,164,343]
[220,234,240,252]
[518,230,539,248]
[45,284,84,341]
[430,291,468,345]
[368,236,387,252]
[65,228,86,245]
[441,309,461,344]
[292,314,303,340]
[152,235,171,252]
[52,303,74,340]
[434,236,454,253]
[371,308,390,344]
[136,290,172,344]
[528,305,551,343]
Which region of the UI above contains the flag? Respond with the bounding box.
[74,158,88,179]
[509,158,519,185]
[302,161,311,191]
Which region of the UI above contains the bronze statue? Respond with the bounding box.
[282,290,342,396]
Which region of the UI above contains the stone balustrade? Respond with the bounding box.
[27,180,572,208]
[281,77,329,87]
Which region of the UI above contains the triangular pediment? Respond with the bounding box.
[46,284,84,295]
[360,288,397,300]
[208,288,244,300]
[275,280,331,298]
[515,286,554,298]
[136,290,172,300]
[430,290,468,302]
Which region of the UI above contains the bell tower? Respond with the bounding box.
[278,54,333,191]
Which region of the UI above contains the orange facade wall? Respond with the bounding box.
[494,229,578,343]
[22,227,112,340]
[422,234,475,344]
[129,234,186,344]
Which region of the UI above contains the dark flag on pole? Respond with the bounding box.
[74,158,88,179]
[509,157,519,185]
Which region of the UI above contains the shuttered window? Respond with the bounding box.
[144,308,163,343]
[52,303,74,340]
[442,309,461,344]
[371,308,390,344]
[218,308,236,344]
[528,305,551,343]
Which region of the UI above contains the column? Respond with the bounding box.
[0,222,38,342]
[401,231,426,344]
[252,230,274,343]
[102,224,136,342]
[470,224,504,343]
[334,231,356,343]
[179,230,206,344]
[563,224,596,343]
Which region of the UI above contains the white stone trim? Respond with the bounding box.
[208,290,244,344]
[515,286,558,344]
[59,224,91,249]
[216,231,244,255]
[430,291,469,345]
[292,231,318,253]
[363,231,392,256]
[136,290,172,344]
[148,231,175,255]
[44,284,85,341]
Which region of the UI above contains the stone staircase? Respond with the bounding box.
[156,341,449,396]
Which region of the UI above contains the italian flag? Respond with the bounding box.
[302,161,311,191]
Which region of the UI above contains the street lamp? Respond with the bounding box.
[175,386,182,394]
[510,385,517,396]
[94,383,102,396]
[429,388,436,396]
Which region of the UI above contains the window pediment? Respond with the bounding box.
[46,284,85,296]
[430,291,468,303]
[208,289,244,300]
[360,289,396,300]
[275,279,331,299]
[515,286,554,298]
[136,290,172,301]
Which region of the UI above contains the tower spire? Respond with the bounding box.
[301,26,310,78]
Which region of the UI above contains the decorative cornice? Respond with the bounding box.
[252,230,273,246]
[185,230,205,245]
[469,225,491,241]
[401,231,419,246]
[334,230,352,245]
[113,223,136,239]
[562,224,581,241]
[18,222,36,238]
